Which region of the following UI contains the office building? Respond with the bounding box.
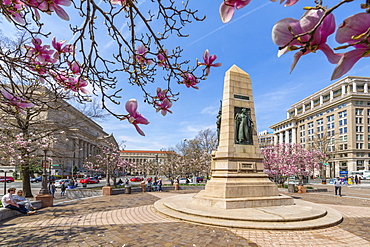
[270,76,370,178]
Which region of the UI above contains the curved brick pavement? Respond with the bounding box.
[0,186,369,247]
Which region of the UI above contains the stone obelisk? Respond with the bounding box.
[193,65,293,209]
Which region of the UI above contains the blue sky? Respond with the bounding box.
[3,0,370,150]
[103,0,369,151]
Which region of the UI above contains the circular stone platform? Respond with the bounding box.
[154,193,343,230]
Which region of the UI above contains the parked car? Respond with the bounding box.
[79,177,100,184]
[48,176,57,182]
[55,179,71,188]
[178,178,190,184]
[30,176,42,183]
[130,177,144,182]
[196,177,204,183]
[0,176,14,183]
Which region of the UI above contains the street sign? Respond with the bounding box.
[42,160,50,168]
[339,171,348,177]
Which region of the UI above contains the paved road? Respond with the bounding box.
[0,182,369,246]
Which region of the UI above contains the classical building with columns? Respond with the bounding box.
[120,150,174,175]
[270,76,370,178]
[48,104,118,177]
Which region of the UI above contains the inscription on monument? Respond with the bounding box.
[234,94,249,101]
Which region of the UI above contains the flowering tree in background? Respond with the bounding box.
[262,143,327,186]
[0,0,222,136]
[221,0,370,80]
[84,142,133,187]
[0,118,67,196]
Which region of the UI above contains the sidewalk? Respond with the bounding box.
[0,187,369,246]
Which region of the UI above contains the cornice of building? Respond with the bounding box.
[291,76,370,109]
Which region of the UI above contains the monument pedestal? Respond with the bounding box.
[193,173,293,209]
[102,186,112,196]
[34,194,53,208]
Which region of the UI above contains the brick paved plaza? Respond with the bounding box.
[0,184,369,247]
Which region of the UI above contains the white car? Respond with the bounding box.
[178,178,190,184]
[55,179,71,188]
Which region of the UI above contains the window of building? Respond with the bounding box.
[338,110,347,118]
[338,103,347,109]
[355,101,364,105]
[355,108,363,115]
[357,160,365,170]
[339,119,345,126]
[339,127,347,134]
[317,126,324,132]
[327,115,334,122]
[356,143,364,149]
[308,122,314,128]
[356,126,363,132]
[317,119,323,125]
[356,117,363,124]
[356,134,364,141]
[356,153,365,157]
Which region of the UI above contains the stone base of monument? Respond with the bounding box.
[154,193,343,230]
[193,172,294,209]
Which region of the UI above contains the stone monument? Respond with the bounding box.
[192,64,293,209]
[154,65,342,230]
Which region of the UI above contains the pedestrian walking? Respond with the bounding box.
[50,182,56,197]
[355,175,359,185]
[61,181,67,196]
[157,178,162,192]
[334,177,343,196]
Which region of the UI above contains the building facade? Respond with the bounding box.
[258,130,275,149]
[270,76,370,178]
[120,150,174,175]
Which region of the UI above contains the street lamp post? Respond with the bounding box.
[39,149,50,195]
[0,170,13,195]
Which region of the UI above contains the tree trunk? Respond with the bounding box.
[22,165,32,197]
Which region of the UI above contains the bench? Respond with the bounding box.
[0,200,42,221]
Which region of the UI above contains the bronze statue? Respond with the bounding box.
[216,101,222,146]
[234,108,253,145]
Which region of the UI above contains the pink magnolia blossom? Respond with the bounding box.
[69,61,81,74]
[157,49,168,67]
[52,37,74,60]
[65,77,89,94]
[110,0,126,5]
[156,87,169,101]
[180,73,198,89]
[26,38,56,64]
[198,49,222,75]
[2,0,26,23]
[156,98,172,116]
[270,0,299,7]
[332,13,370,80]
[219,0,251,23]
[272,9,341,73]
[220,0,300,23]
[135,45,152,65]
[33,0,71,21]
[1,89,34,113]
[125,99,149,136]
